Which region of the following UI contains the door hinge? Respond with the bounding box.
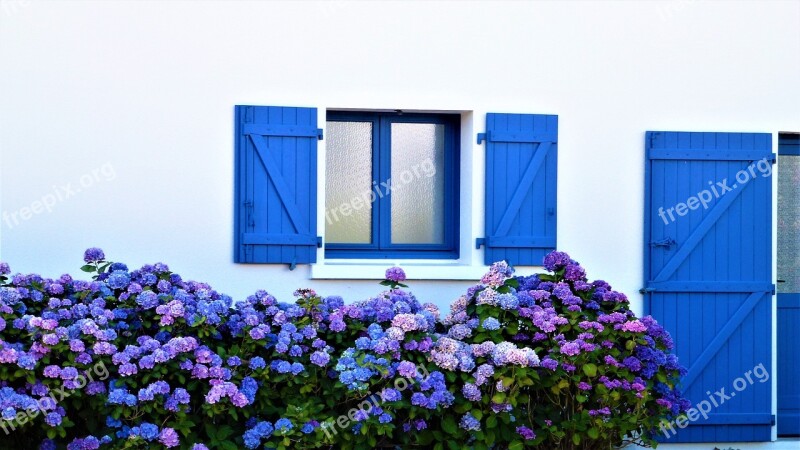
[477,133,487,145]
[650,237,676,249]
[475,238,486,249]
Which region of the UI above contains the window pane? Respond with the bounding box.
[778,154,800,293]
[390,123,446,244]
[325,121,372,244]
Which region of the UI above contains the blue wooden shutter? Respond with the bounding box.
[644,131,775,442]
[234,105,322,266]
[478,113,557,266]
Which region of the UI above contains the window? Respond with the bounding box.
[324,111,460,259]
[233,105,557,270]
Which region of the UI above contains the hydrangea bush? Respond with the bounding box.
[0,249,688,449]
[433,254,691,449]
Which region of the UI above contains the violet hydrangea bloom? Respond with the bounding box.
[516,426,536,440]
[83,247,105,263]
[158,427,179,448]
[385,266,406,283]
[542,250,571,271]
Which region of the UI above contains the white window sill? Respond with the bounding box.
[310,261,491,280]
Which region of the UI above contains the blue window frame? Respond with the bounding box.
[324,111,460,259]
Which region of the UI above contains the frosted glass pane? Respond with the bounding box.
[390,123,445,244]
[777,154,800,293]
[325,121,372,244]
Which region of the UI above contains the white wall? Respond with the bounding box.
[1,0,798,318]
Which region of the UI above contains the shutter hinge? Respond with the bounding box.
[289,258,297,271]
[317,236,323,248]
[475,238,486,249]
[771,414,776,426]
[770,153,777,165]
[639,287,656,294]
[477,133,487,145]
[771,284,776,295]
[244,201,255,227]
[317,129,324,140]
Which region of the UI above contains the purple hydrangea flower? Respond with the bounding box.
[45,412,62,427]
[462,383,481,401]
[396,361,417,378]
[310,351,330,367]
[385,267,407,283]
[83,248,105,263]
[516,425,536,440]
[543,251,571,271]
[158,427,179,448]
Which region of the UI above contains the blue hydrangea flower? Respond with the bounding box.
[459,412,481,431]
[249,357,266,370]
[274,418,293,433]
[482,317,501,331]
[106,271,131,290]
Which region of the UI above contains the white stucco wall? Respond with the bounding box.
[1,0,799,303]
[2,0,799,309]
[1,0,799,448]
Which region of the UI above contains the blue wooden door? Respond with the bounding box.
[777,133,800,436]
[644,131,775,442]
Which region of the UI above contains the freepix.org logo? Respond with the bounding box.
[1,163,117,230]
[1,360,111,435]
[659,362,770,439]
[657,157,772,225]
